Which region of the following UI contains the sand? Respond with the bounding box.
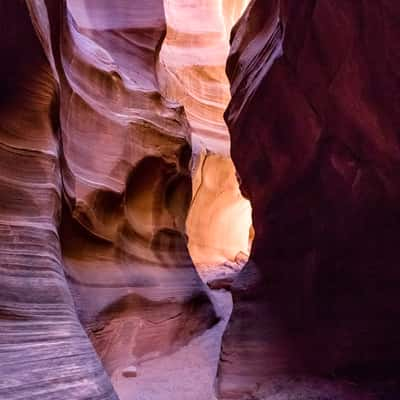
[111,263,239,400]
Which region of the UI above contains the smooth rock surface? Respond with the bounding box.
[2,0,222,398]
[219,0,400,399]
[160,0,254,266]
[187,153,252,265]
[160,0,250,155]
[0,2,117,399]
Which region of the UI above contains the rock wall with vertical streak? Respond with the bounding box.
[0,1,117,399]
[220,0,400,399]
[43,0,217,380]
[2,0,217,398]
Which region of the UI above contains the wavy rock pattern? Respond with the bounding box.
[220,0,400,399]
[0,2,116,399]
[187,153,252,265]
[160,0,249,154]
[159,0,253,265]
[2,0,218,398]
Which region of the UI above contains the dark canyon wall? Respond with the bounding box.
[219,0,400,399]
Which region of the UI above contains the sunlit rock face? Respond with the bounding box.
[160,0,253,265]
[187,153,252,265]
[2,0,218,397]
[220,0,400,398]
[160,0,249,154]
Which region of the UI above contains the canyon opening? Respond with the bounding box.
[2,1,400,400]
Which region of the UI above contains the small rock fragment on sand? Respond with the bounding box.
[122,365,138,378]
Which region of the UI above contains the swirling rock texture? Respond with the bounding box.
[160,0,249,154]
[52,0,218,379]
[187,153,253,265]
[5,0,398,399]
[1,0,219,398]
[160,0,253,266]
[219,0,400,399]
[0,1,116,399]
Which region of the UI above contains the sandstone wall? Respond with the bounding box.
[219,1,400,398]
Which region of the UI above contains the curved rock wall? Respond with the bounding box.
[160,0,253,265]
[187,153,252,265]
[220,0,400,398]
[2,0,218,398]
[0,1,116,399]
[47,0,217,379]
[160,0,249,154]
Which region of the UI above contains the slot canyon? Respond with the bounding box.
[1,1,400,399]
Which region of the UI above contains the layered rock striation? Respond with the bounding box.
[0,1,116,399]
[2,0,220,398]
[4,0,396,399]
[160,0,253,265]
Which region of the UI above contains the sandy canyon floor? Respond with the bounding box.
[111,262,241,400]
